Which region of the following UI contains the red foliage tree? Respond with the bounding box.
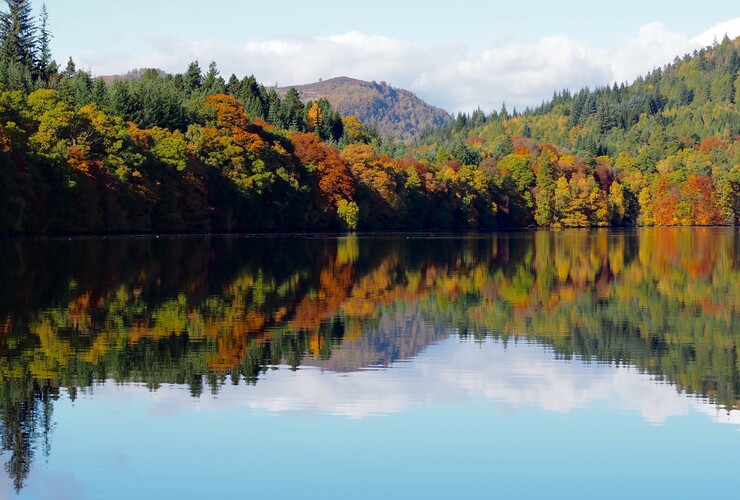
[679,174,722,225]
[290,132,355,209]
[652,177,680,226]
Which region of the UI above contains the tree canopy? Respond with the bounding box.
[0,18,738,233]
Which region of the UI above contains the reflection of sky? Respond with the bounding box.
[12,338,740,499]
[144,338,736,424]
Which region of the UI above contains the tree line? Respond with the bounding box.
[0,2,738,234]
[414,36,740,228]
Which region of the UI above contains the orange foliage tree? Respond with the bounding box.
[291,132,355,212]
[651,177,681,226]
[678,174,722,225]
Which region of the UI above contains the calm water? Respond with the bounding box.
[1,229,739,498]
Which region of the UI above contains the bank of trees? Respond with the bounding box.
[414,36,740,228]
[0,6,737,233]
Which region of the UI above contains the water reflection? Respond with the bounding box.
[0,228,739,491]
[138,338,716,423]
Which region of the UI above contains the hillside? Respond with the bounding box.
[410,35,740,227]
[0,34,737,234]
[98,68,165,85]
[277,76,451,140]
[419,36,740,156]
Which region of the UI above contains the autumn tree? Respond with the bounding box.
[677,174,722,225]
[607,181,628,225]
[307,102,321,132]
[651,177,680,226]
[291,132,355,227]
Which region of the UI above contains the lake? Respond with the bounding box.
[1,228,739,498]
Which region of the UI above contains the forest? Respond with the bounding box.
[0,2,738,233]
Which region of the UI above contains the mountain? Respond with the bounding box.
[419,36,740,158]
[98,68,165,85]
[277,76,451,140]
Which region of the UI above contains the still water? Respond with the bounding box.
[0,229,738,498]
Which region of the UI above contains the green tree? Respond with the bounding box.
[62,56,75,77]
[0,0,36,68]
[226,73,241,96]
[240,75,268,119]
[281,87,305,131]
[35,3,55,79]
[534,152,556,226]
[202,61,225,95]
[183,60,202,94]
[492,135,513,159]
[62,70,93,106]
[266,88,281,126]
[91,77,109,108]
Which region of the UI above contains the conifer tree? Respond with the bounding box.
[266,88,281,126]
[281,87,305,131]
[62,56,75,77]
[36,3,54,78]
[0,0,36,68]
[202,61,225,95]
[184,60,202,93]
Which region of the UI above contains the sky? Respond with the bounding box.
[42,0,740,113]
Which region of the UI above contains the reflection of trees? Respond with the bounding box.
[0,229,739,489]
[0,379,56,492]
[417,229,740,409]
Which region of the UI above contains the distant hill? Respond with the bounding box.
[98,68,165,85]
[417,36,740,157]
[277,76,451,140]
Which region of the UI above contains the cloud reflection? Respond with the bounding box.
[85,333,733,428]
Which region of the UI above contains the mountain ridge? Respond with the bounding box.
[276,76,452,140]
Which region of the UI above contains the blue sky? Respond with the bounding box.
[42,0,740,112]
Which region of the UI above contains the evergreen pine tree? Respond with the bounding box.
[522,122,532,138]
[62,56,75,77]
[91,77,109,107]
[109,80,135,119]
[266,88,281,126]
[281,87,305,131]
[0,0,36,68]
[202,61,225,95]
[241,75,268,119]
[226,73,240,97]
[184,60,202,94]
[35,3,54,79]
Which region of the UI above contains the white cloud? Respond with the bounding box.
[610,22,692,83]
[691,17,740,46]
[610,17,740,84]
[73,17,740,114]
[415,35,611,113]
